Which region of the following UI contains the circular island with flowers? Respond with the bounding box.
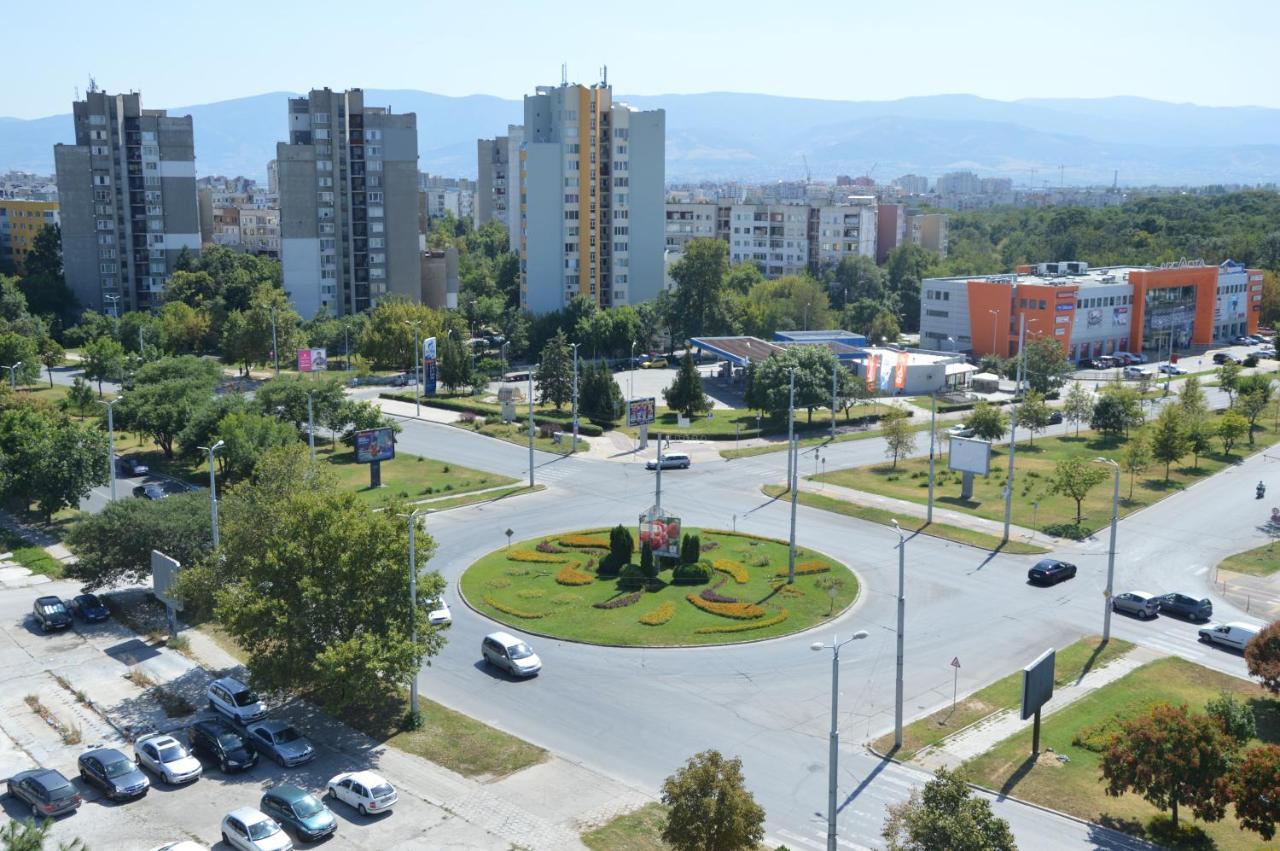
[458,525,859,647]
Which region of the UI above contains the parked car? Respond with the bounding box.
[116,456,150,477]
[69,593,110,623]
[1111,591,1160,619]
[1158,364,1188,375]
[1198,622,1260,651]
[389,373,413,387]
[149,843,210,851]
[481,631,542,677]
[326,770,398,816]
[1114,351,1147,364]
[1111,353,1133,366]
[207,676,268,725]
[133,483,169,500]
[948,424,976,438]
[1256,348,1278,359]
[78,746,149,801]
[1157,592,1213,622]
[1213,352,1238,365]
[1094,356,1119,369]
[640,357,668,369]
[260,784,337,842]
[188,718,259,773]
[32,595,72,632]
[1027,559,1077,585]
[221,807,293,851]
[134,733,202,785]
[427,597,452,626]
[6,768,82,819]
[1122,366,1151,379]
[246,720,316,767]
[1232,335,1254,345]
[646,452,691,470]
[1046,411,1064,425]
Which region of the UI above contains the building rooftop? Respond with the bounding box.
[927,259,1240,290]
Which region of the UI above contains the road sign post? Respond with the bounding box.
[950,656,961,714]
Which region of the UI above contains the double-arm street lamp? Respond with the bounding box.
[810,630,870,851]
[200,440,226,549]
[1095,457,1120,642]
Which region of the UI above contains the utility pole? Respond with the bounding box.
[405,510,426,719]
[570,342,580,452]
[1003,314,1027,542]
[343,320,351,371]
[830,363,838,440]
[101,397,122,500]
[788,427,798,584]
[201,441,226,549]
[811,631,870,851]
[927,393,937,524]
[655,432,663,514]
[786,368,796,488]
[1096,458,1120,642]
[307,390,316,464]
[2,362,22,390]
[527,369,535,488]
[892,520,906,749]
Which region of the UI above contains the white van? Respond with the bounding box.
[1198,622,1259,651]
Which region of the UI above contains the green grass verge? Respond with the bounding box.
[421,484,544,512]
[815,420,1274,539]
[582,802,671,851]
[721,416,933,460]
[0,530,64,578]
[621,403,905,441]
[1217,542,1280,577]
[318,446,517,508]
[460,527,858,647]
[446,419,577,455]
[875,636,1133,760]
[959,656,1279,850]
[761,486,1049,555]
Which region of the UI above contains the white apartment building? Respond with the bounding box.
[475,126,523,238]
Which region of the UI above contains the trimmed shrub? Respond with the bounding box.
[639,601,676,626]
[685,593,765,619]
[617,564,647,591]
[680,533,701,565]
[555,564,594,586]
[483,596,545,619]
[640,541,657,581]
[516,589,546,600]
[712,559,749,584]
[559,534,609,549]
[509,550,568,564]
[671,563,711,585]
[593,591,642,610]
[695,609,789,634]
[1072,716,1126,753]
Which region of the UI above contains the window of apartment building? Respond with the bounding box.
[93,189,111,202]
[150,261,166,275]
[148,218,163,232]
[96,219,113,231]
[317,191,334,203]
[370,268,385,280]
[367,159,382,171]
[367,146,382,157]
[613,226,628,236]
[368,206,384,218]
[565,210,579,220]
[614,209,628,219]
[144,161,157,171]
[145,176,160,186]
[321,254,336,267]
[613,242,627,252]
[318,176,333,188]
[926,309,949,318]
[368,174,382,187]
[615,161,628,171]
[320,238,335,251]
[370,253,385,265]
[99,248,115,259]
[320,222,335,235]
[564,194,579,203]
[97,233,114,245]
[613,177,628,187]
[141,145,158,157]
[368,191,383,203]
[370,221,383,233]
[99,262,115,274]
[148,234,163,246]
[314,128,330,140]
[89,114,106,125]
[315,144,331,156]
[317,160,333,171]
[566,159,579,171]
[93,174,111,186]
[146,205,162,216]
[368,237,384,248]
[320,268,336,279]
[318,207,334,220]
[614,128,628,139]
[90,145,109,156]
[366,129,381,141]
[616,145,627,155]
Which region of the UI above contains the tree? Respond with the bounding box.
[1149,404,1188,481]
[606,524,634,575]
[80,335,125,396]
[212,446,447,713]
[866,308,902,344]
[640,541,657,582]
[664,354,711,418]
[0,331,41,385]
[1217,360,1242,405]
[1184,415,1215,469]
[1094,381,1143,436]
[116,357,222,458]
[1235,373,1274,444]
[1100,703,1235,829]
[1122,429,1152,501]
[1049,455,1108,525]
[336,400,400,448]
[0,817,88,851]
[1231,745,1280,841]
[1217,409,1249,456]
[753,345,839,422]
[217,411,300,482]
[883,411,918,469]
[1245,620,1280,694]
[254,375,345,431]
[178,393,250,470]
[680,534,701,566]
[732,275,834,339]
[65,491,212,590]
[37,336,63,389]
[1062,382,1094,437]
[826,254,886,305]
[158,300,212,353]
[1019,336,1071,394]
[0,402,108,520]
[669,238,730,342]
[882,767,1017,851]
[536,330,573,411]
[1178,375,1209,419]
[1205,692,1256,744]
[1015,390,1050,445]
[60,377,96,416]
[660,750,765,851]
[742,361,766,415]
[964,402,1008,442]
[578,360,624,425]
[438,332,474,393]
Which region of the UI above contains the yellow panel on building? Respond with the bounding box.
[0,199,59,273]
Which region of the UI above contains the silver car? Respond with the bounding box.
[246,721,315,767]
[1112,591,1159,619]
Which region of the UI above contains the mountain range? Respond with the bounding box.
[4,91,1280,186]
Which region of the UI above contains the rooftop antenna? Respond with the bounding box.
[602,64,608,87]
[87,75,99,94]
[561,64,567,86]
[1112,169,1118,191]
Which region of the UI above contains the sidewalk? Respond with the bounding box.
[796,479,1059,548]
[913,645,1161,771]
[372,396,466,424]
[1214,567,1280,620]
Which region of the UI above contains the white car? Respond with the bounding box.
[327,770,398,816]
[481,631,542,677]
[947,424,975,438]
[134,734,202,785]
[207,676,268,725]
[1158,364,1188,375]
[1198,622,1260,651]
[221,807,294,851]
[427,597,452,625]
[149,843,209,851]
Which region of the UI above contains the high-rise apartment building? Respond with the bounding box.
[876,203,906,264]
[277,88,419,318]
[907,212,949,256]
[475,126,523,237]
[0,199,59,272]
[520,80,665,313]
[54,89,199,313]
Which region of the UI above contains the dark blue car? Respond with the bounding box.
[70,593,110,623]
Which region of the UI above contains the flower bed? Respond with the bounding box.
[639,601,676,626]
[509,550,568,564]
[593,591,642,610]
[711,559,750,584]
[776,561,830,577]
[685,593,765,620]
[536,540,567,553]
[699,586,738,603]
[483,596,545,619]
[558,534,610,549]
[695,609,790,634]
[555,564,594,586]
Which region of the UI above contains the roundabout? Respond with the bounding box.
[458,526,859,646]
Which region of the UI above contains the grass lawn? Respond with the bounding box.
[422,484,544,512]
[582,802,671,851]
[720,414,933,460]
[0,530,64,578]
[460,528,858,647]
[761,485,1049,555]
[815,419,1275,538]
[448,419,577,455]
[619,403,904,441]
[317,445,517,508]
[959,656,1280,850]
[1218,542,1280,577]
[874,636,1132,760]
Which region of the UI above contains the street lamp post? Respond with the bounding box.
[269,307,279,378]
[404,509,427,719]
[343,320,352,371]
[405,321,423,418]
[200,440,226,549]
[307,390,316,464]
[570,342,581,453]
[104,293,121,319]
[811,630,870,851]
[100,397,122,500]
[830,363,838,441]
[1003,314,1033,542]
[927,393,937,524]
[527,369,535,488]
[1095,457,1120,643]
[787,426,799,584]
[786,367,796,488]
[891,520,906,749]
[2,361,23,390]
[988,308,1002,357]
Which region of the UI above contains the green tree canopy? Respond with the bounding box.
[669,238,731,343]
[753,345,839,422]
[1049,455,1108,526]
[660,750,766,851]
[536,330,574,410]
[964,402,1008,442]
[66,491,212,590]
[664,354,711,418]
[357,297,454,371]
[882,767,1017,851]
[579,360,624,424]
[1149,404,1189,480]
[0,400,107,520]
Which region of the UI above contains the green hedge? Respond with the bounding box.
[380,393,606,436]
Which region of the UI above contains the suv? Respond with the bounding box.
[188,718,258,773]
[481,631,542,677]
[1027,559,1077,585]
[646,453,691,470]
[1157,593,1213,622]
[6,768,81,819]
[32,596,72,632]
[207,676,267,725]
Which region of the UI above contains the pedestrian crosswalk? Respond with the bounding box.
[771,767,922,851]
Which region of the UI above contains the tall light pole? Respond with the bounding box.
[810,630,870,851]
[1002,314,1033,542]
[307,390,316,464]
[830,363,838,440]
[104,293,121,319]
[467,299,478,373]
[527,368,535,488]
[570,342,581,452]
[269,306,280,377]
[1095,457,1120,643]
[2,362,22,390]
[403,509,427,719]
[987,308,1002,358]
[926,393,937,524]
[343,319,352,371]
[405,321,423,418]
[786,367,796,488]
[891,519,906,749]
[200,440,226,549]
[101,397,122,501]
[787,425,799,584]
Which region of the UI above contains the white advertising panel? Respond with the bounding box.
[948,436,992,476]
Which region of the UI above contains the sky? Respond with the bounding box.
[5,0,1278,118]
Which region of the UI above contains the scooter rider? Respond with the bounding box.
[1258,481,1267,499]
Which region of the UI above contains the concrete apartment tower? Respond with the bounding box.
[277,88,419,318]
[520,76,664,313]
[475,124,523,237]
[54,88,199,313]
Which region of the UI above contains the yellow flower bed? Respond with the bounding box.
[685,593,764,619]
[558,534,610,549]
[555,564,594,586]
[695,609,789,634]
[508,550,568,564]
[483,596,545,619]
[711,559,749,584]
[639,601,675,626]
[775,561,830,577]
[770,582,807,597]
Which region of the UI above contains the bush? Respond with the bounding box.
[695,609,789,634]
[671,563,711,585]
[680,533,701,565]
[639,601,676,626]
[775,561,830,578]
[1042,522,1094,540]
[593,591,643,610]
[609,524,634,564]
[700,586,738,603]
[1072,716,1126,753]
[555,564,594,586]
[686,594,765,619]
[536,540,566,553]
[712,559,749,584]
[596,554,624,578]
[617,564,647,591]
[509,550,568,564]
[640,542,657,580]
[483,596,545,619]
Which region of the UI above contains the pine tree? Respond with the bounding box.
[536,330,573,410]
[664,354,711,417]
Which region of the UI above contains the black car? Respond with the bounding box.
[77,747,149,801]
[1028,559,1077,585]
[1212,352,1238,365]
[187,718,259,773]
[1047,411,1064,425]
[115,456,149,477]
[32,596,72,632]
[6,769,81,819]
[69,593,110,623]
[1157,592,1213,622]
[132,483,169,500]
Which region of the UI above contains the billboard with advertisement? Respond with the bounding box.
[948,436,992,475]
[627,397,657,427]
[354,427,396,463]
[638,506,681,559]
[423,336,438,395]
[297,347,328,372]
